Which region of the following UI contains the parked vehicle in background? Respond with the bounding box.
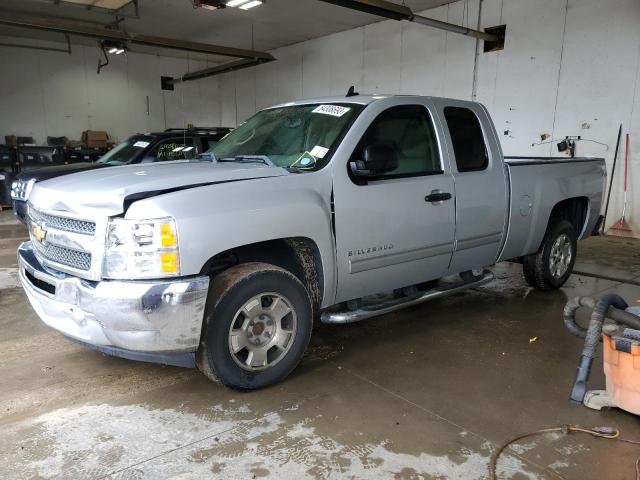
[10,127,232,222]
[18,94,605,390]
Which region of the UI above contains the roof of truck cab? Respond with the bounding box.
[270,95,485,109]
[271,95,396,108]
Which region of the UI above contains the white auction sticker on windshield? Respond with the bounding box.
[133,141,150,148]
[310,145,329,158]
[312,105,351,117]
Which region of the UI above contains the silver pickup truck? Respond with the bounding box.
[18,95,605,389]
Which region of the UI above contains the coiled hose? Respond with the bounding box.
[563,294,640,402]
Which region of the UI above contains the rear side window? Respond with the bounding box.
[443,107,488,172]
[351,105,441,180]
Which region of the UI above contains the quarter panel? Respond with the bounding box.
[499,160,605,261]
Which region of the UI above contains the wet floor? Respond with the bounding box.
[1,210,639,479]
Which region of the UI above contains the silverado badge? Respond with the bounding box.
[32,223,47,243]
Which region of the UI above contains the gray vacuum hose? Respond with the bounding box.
[564,296,640,337]
[569,294,629,402]
[563,296,596,338]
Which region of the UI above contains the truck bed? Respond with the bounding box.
[498,156,606,262]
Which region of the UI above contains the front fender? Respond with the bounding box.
[125,171,337,307]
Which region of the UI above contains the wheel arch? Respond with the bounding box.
[200,237,325,312]
[547,196,590,239]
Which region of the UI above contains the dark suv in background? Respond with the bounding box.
[11,127,231,222]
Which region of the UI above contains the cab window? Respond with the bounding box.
[443,107,488,172]
[350,105,442,181]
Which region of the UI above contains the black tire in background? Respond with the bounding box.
[196,262,313,390]
[522,219,577,290]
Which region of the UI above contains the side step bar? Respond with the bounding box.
[320,270,494,324]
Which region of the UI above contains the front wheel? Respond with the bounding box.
[196,262,313,390]
[522,220,577,290]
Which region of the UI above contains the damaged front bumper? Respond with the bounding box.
[18,241,210,367]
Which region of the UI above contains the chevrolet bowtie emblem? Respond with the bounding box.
[32,223,47,243]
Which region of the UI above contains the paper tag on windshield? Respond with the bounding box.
[310,145,329,159]
[312,105,351,117]
[133,141,150,148]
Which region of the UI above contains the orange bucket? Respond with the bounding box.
[603,334,640,415]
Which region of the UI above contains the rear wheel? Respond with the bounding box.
[196,262,312,390]
[523,220,577,290]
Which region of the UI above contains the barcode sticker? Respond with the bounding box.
[312,105,351,117]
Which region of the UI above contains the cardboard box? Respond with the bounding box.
[82,130,109,149]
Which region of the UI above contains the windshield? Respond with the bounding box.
[97,136,154,166]
[211,103,362,171]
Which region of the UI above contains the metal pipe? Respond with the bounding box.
[170,57,274,85]
[317,0,499,42]
[0,41,71,54]
[0,12,274,61]
[412,14,498,42]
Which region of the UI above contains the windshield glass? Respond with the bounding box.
[211,103,362,171]
[97,136,154,166]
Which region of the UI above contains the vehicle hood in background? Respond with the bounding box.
[18,162,106,182]
[29,161,290,218]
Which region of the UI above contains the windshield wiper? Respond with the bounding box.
[197,152,218,162]
[218,155,274,166]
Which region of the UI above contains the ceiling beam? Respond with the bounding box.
[317,0,500,42]
[0,11,275,60]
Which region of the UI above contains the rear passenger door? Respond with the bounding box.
[434,100,508,273]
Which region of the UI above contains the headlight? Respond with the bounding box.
[104,217,180,279]
[11,179,35,201]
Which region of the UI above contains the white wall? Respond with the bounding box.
[1,0,639,236]
[0,39,223,144]
[220,0,640,236]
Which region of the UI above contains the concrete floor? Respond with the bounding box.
[1,210,639,480]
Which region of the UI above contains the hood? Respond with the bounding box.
[18,162,105,182]
[29,161,289,218]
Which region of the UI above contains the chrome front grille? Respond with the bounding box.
[29,207,96,236]
[31,239,92,271]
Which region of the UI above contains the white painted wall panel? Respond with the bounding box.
[400,6,449,96]
[1,0,640,235]
[363,20,403,93]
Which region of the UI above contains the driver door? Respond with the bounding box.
[332,99,456,303]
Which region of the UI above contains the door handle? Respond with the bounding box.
[425,190,452,203]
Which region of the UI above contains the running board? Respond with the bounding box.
[320,270,494,324]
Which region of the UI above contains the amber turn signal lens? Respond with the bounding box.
[160,252,179,273]
[160,222,177,247]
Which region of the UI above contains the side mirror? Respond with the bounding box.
[350,144,398,178]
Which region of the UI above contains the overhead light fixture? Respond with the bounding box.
[101,39,127,55]
[226,0,263,9]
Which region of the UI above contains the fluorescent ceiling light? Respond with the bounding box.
[226,0,263,8]
[239,0,262,9]
[240,0,262,10]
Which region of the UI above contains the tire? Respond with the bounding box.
[196,262,313,390]
[522,220,577,290]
